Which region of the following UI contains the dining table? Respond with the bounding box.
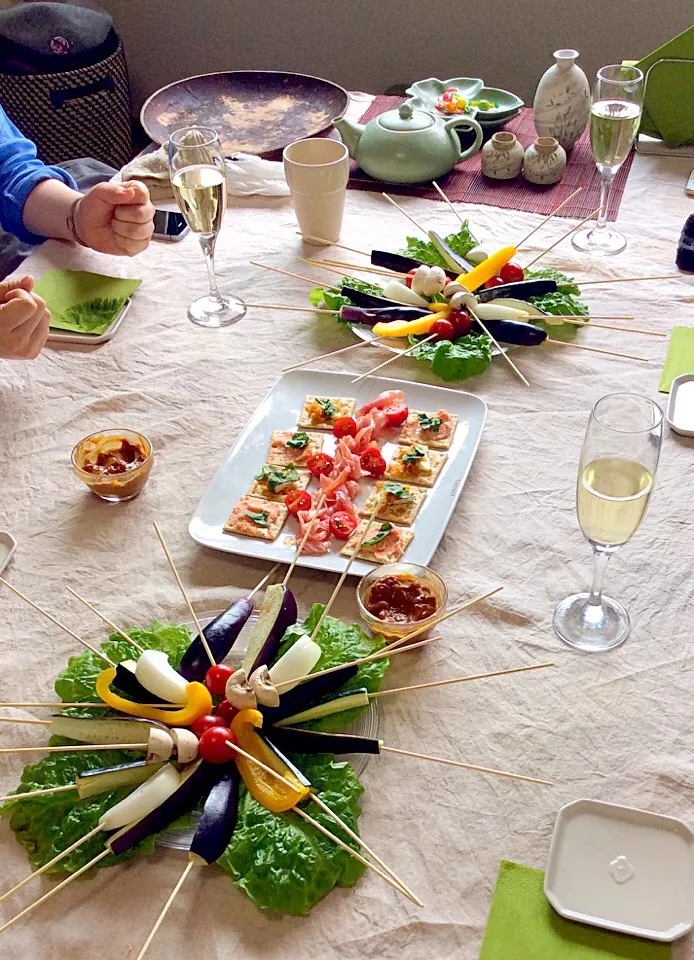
[1,92,694,960]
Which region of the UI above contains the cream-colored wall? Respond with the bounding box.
[100,1,691,112]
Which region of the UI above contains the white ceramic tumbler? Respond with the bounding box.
[283,138,350,244]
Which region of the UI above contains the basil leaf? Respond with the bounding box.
[418,412,442,432]
[382,481,412,500]
[286,432,310,449]
[316,397,337,419]
[402,444,427,465]
[364,521,394,546]
[256,465,299,493]
[245,510,270,527]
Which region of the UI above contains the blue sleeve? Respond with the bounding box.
[0,106,78,245]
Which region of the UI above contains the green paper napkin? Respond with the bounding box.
[659,326,694,392]
[479,861,671,960]
[34,270,142,336]
[636,25,694,146]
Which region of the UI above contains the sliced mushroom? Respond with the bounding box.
[146,727,174,764]
[450,291,478,311]
[422,266,447,297]
[444,281,466,299]
[410,264,431,296]
[171,728,198,764]
[249,664,280,707]
[225,667,257,710]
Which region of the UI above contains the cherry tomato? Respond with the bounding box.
[204,663,235,697]
[360,446,387,477]
[483,276,505,289]
[190,714,226,739]
[197,726,238,764]
[306,453,334,478]
[383,403,409,428]
[332,416,357,439]
[215,699,238,726]
[499,263,524,284]
[431,318,455,341]
[285,489,312,516]
[329,511,358,540]
[448,308,472,338]
[404,268,417,289]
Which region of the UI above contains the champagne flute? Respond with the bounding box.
[168,126,245,328]
[553,393,663,652]
[571,65,644,257]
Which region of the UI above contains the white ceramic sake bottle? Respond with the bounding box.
[533,49,591,150]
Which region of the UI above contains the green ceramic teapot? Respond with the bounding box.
[333,102,483,184]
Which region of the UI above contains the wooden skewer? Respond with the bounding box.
[244,302,336,315]
[247,563,281,601]
[578,274,683,286]
[431,180,465,225]
[0,783,76,804]
[0,846,110,934]
[385,585,505,652]
[546,338,649,363]
[0,742,148,755]
[370,661,555,699]
[0,824,103,903]
[152,521,215,668]
[350,333,437,384]
[0,716,49,725]
[275,634,441,692]
[309,503,383,643]
[302,257,405,279]
[523,205,602,269]
[0,577,115,667]
[298,257,356,279]
[548,317,665,337]
[0,702,179,709]
[281,492,328,587]
[380,745,553,786]
[381,192,429,235]
[282,336,388,374]
[135,860,196,960]
[66,587,145,654]
[250,261,318,286]
[468,304,530,386]
[515,186,584,247]
[296,233,371,258]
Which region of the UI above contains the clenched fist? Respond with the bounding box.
[0,275,50,360]
[74,180,155,257]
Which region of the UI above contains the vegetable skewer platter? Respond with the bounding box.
[0,541,553,951]
[189,372,487,574]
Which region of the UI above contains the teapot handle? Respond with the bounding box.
[444,116,484,161]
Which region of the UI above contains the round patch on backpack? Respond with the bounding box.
[49,36,70,55]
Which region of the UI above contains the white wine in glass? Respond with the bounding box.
[554,394,662,652]
[168,127,245,328]
[572,65,644,257]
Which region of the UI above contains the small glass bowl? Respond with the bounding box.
[356,562,448,642]
[72,429,154,503]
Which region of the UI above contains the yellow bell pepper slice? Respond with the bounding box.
[456,245,517,290]
[373,311,450,338]
[95,667,212,727]
[231,708,310,813]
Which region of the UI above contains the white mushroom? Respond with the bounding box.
[422,266,447,297]
[444,281,466,299]
[249,665,280,707]
[410,264,431,296]
[146,727,174,764]
[465,244,492,265]
[171,728,199,764]
[225,667,257,710]
[450,291,478,311]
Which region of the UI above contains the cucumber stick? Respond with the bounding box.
[275,688,369,727]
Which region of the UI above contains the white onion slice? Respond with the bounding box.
[268,635,321,691]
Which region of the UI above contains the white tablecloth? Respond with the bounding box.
[1,136,694,959]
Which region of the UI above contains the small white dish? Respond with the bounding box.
[0,532,17,575]
[666,373,694,437]
[545,798,694,942]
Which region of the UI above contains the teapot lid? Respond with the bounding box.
[377,102,434,132]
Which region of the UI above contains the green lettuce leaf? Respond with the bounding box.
[308,277,384,319]
[398,223,478,268]
[59,297,126,335]
[276,603,388,731]
[409,333,492,381]
[526,267,587,341]
[218,754,365,914]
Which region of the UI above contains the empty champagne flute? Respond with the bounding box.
[553,393,662,652]
[168,126,245,328]
[571,64,644,257]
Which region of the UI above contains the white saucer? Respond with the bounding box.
[545,799,694,941]
[0,532,16,575]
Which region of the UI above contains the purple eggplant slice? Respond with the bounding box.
[371,249,458,279]
[267,726,382,756]
[113,661,152,702]
[477,279,558,303]
[340,305,429,327]
[472,318,547,346]
[260,663,359,726]
[242,584,297,675]
[340,284,403,309]
[189,766,241,865]
[179,597,253,682]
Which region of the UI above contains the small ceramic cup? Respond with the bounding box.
[480,131,524,180]
[282,138,350,244]
[523,136,567,185]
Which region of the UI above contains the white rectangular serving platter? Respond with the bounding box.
[189,370,487,576]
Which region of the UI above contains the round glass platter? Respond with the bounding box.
[157,611,379,850]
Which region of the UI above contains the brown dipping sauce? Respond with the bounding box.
[365,573,438,623]
[81,438,147,476]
